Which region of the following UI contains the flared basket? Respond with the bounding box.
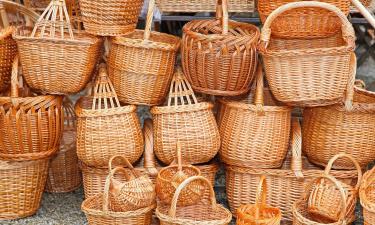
[156,0,255,12]
[360,167,375,225]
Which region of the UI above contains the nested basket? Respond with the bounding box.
[156,0,255,12]
[259,1,355,108]
[182,0,259,96]
[14,0,102,95]
[225,118,359,222]
[360,167,375,225]
[236,176,281,225]
[0,56,63,161]
[108,0,180,106]
[218,65,291,168]
[46,98,81,193]
[151,69,220,165]
[156,176,232,225]
[75,65,144,167]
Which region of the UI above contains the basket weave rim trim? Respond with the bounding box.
[0,157,49,169]
[0,147,58,161]
[259,45,353,56]
[150,102,213,114]
[360,167,375,212]
[219,98,291,112]
[111,31,181,49]
[0,26,15,40]
[0,95,62,110]
[75,98,137,117]
[157,164,201,182]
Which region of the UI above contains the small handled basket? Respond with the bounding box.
[307,153,362,223]
[259,1,355,108]
[182,0,260,96]
[151,68,220,165]
[14,0,102,95]
[108,0,180,106]
[156,176,233,225]
[75,65,144,167]
[156,0,255,13]
[236,176,281,225]
[360,167,375,225]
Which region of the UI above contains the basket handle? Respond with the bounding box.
[215,0,229,35]
[260,1,355,49]
[351,0,375,29]
[108,155,141,179]
[290,118,304,178]
[354,80,366,89]
[168,176,217,218]
[254,176,267,219]
[253,62,265,115]
[143,0,155,40]
[143,119,159,176]
[344,52,357,111]
[167,68,198,107]
[10,55,20,98]
[324,153,363,190]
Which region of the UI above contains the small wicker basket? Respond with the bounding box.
[360,167,375,225]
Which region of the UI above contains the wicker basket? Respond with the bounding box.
[156,0,255,12]
[225,118,359,222]
[46,98,81,193]
[259,1,355,108]
[108,0,180,106]
[360,167,375,225]
[14,0,102,95]
[0,56,63,161]
[151,69,220,165]
[236,176,281,225]
[218,65,291,168]
[181,0,259,96]
[156,176,232,225]
[76,65,144,167]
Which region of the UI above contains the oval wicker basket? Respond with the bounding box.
[218,65,291,168]
[259,1,355,108]
[76,65,144,167]
[181,0,259,96]
[360,167,375,225]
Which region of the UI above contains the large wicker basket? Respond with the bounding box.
[76,65,144,167]
[259,1,355,108]
[156,0,255,12]
[360,167,375,225]
[181,0,259,96]
[218,65,291,168]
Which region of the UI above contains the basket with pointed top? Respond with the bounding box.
[13,0,102,95]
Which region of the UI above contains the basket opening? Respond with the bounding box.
[79,96,129,111]
[225,88,283,107]
[159,166,200,181]
[117,30,180,46]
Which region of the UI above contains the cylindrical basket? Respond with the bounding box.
[259,1,355,107]
[156,0,255,12]
[360,167,375,225]
[218,64,291,168]
[181,0,259,96]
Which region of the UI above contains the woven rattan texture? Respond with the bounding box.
[156,0,255,12]
[0,28,17,93]
[360,167,375,225]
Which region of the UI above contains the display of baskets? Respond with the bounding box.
[181,0,259,96]
[259,1,355,107]
[156,176,232,225]
[156,0,255,12]
[151,69,220,165]
[360,167,375,225]
[75,65,144,167]
[218,64,292,168]
[108,0,180,106]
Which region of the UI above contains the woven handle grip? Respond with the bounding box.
[351,0,375,29]
[254,176,267,219]
[253,63,264,115]
[108,155,141,179]
[143,119,158,176]
[10,55,19,98]
[143,0,155,40]
[215,0,229,35]
[290,118,303,178]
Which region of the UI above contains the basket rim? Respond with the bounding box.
[219,98,291,112]
[150,102,213,115]
[0,95,62,111]
[157,164,201,183]
[0,157,49,170]
[360,168,375,213]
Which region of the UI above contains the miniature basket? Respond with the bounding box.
[307,154,362,222]
[156,176,232,225]
[182,0,259,96]
[108,0,180,106]
[156,0,255,12]
[151,69,220,165]
[236,176,281,225]
[76,65,144,167]
[259,1,355,108]
[226,118,359,222]
[360,167,375,225]
[218,64,291,168]
[46,98,81,193]
[14,0,102,95]
[0,56,63,161]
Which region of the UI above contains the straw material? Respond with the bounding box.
[0,158,50,220]
[156,176,232,225]
[0,27,16,93]
[108,0,180,106]
[156,0,255,12]
[225,118,359,222]
[151,69,220,165]
[76,65,144,167]
[259,1,355,108]
[360,167,375,225]
[218,65,291,168]
[182,0,259,96]
[258,0,350,39]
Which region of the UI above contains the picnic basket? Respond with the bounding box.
[156,176,232,225]
[76,65,144,167]
[182,0,260,96]
[236,176,282,225]
[14,0,102,95]
[218,64,291,168]
[156,0,255,13]
[360,167,375,225]
[259,1,355,108]
[108,0,180,106]
[151,69,220,165]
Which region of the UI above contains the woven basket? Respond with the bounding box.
[76,65,144,167]
[14,0,102,95]
[156,0,255,12]
[236,176,281,225]
[151,69,220,165]
[182,0,259,96]
[46,98,81,193]
[0,158,50,219]
[259,1,355,108]
[108,0,180,106]
[0,56,63,161]
[360,167,375,225]
[225,118,359,222]
[156,176,232,225]
[218,65,291,168]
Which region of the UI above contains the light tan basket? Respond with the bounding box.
[360,167,375,225]
[156,0,255,12]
